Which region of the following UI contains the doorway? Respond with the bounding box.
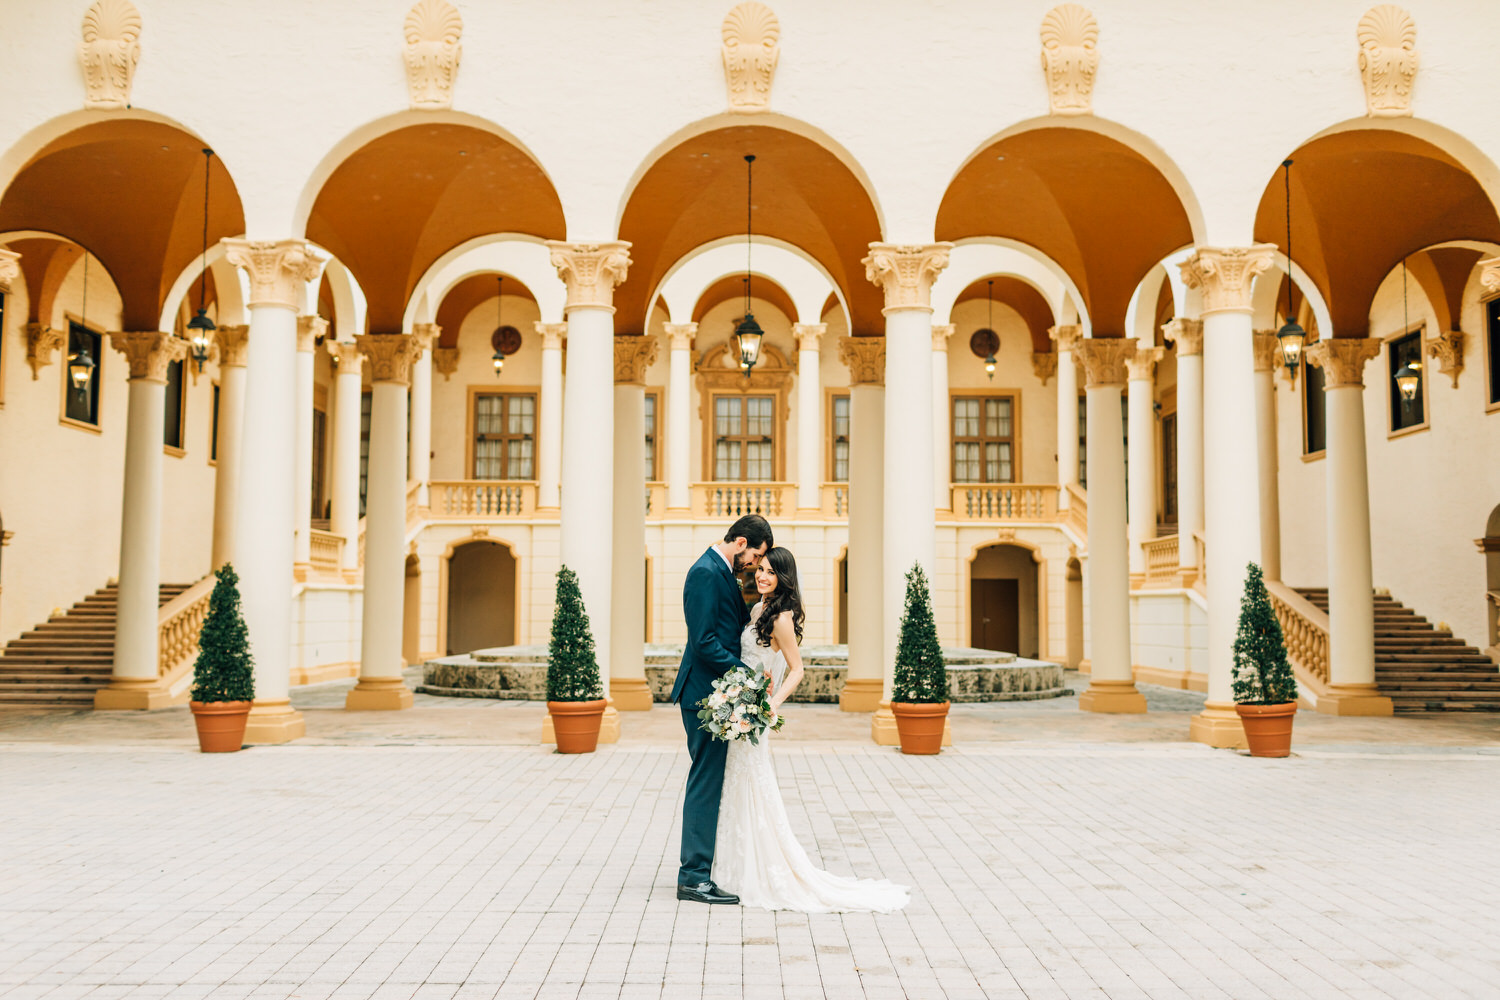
[1066,557,1084,669]
[402,554,422,666]
[969,543,1039,656]
[446,541,517,654]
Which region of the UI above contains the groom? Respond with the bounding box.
[671,514,774,904]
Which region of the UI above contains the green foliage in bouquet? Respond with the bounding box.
[547,565,603,702]
[1231,563,1299,705]
[697,666,784,745]
[891,563,948,704]
[190,563,256,704]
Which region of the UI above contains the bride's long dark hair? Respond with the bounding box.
[754,547,805,648]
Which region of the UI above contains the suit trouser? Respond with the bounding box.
[679,704,728,884]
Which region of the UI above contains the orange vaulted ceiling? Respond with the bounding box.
[955,276,1057,353]
[306,124,565,334]
[691,274,798,328]
[433,273,537,348]
[0,120,245,331]
[618,125,884,336]
[937,128,1193,337]
[1254,130,1500,335]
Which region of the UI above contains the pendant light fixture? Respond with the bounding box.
[69,250,95,390]
[186,148,216,373]
[1275,158,1306,377]
[983,279,998,380]
[733,154,763,376]
[1395,256,1421,401]
[491,274,506,377]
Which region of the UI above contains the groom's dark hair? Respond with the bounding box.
[724,514,773,550]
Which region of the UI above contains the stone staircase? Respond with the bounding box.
[1297,588,1500,712]
[0,583,191,706]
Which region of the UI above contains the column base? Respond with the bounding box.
[541,703,621,744]
[870,702,952,746]
[1078,678,1147,713]
[839,678,882,712]
[609,676,653,711]
[1132,664,1190,689]
[1076,659,1092,675]
[243,699,305,744]
[1315,685,1394,716]
[345,676,414,711]
[1190,701,1248,748]
[93,677,180,710]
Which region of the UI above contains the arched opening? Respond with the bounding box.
[445,540,517,654]
[690,273,797,327]
[1065,556,1084,670]
[402,553,422,667]
[836,550,849,644]
[970,543,1040,657]
[952,275,1057,354]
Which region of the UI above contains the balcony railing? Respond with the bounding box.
[309,529,345,577]
[950,483,1058,521]
[429,480,537,518]
[821,483,850,518]
[692,482,794,519]
[1142,535,1179,586]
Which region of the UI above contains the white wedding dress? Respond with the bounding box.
[711,606,910,913]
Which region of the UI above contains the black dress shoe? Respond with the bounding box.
[677,880,740,904]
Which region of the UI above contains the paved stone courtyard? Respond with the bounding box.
[4,678,1500,1000]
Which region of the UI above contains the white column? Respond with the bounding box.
[292,316,322,580]
[535,322,567,511]
[327,339,364,579]
[1181,247,1275,746]
[210,325,249,571]
[347,333,417,710]
[1126,346,1163,579]
[663,323,696,511]
[409,323,438,508]
[611,335,657,714]
[1075,338,1147,713]
[838,337,885,716]
[1252,333,1283,581]
[95,332,187,710]
[1307,338,1393,715]
[1050,325,1082,505]
[794,323,826,511]
[864,244,949,743]
[931,324,953,511]
[550,241,631,735]
[1163,319,1204,574]
[222,239,323,743]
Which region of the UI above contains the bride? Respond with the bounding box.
[711,546,909,913]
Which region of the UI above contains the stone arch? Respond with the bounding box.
[931,240,1076,332]
[1065,555,1084,670]
[654,236,843,329]
[967,538,1045,658]
[403,552,422,667]
[403,235,565,330]
[158,241,246,331]
[440,536,519,655]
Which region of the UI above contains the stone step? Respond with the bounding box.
[0,690,97,704]
[0,673,111,686]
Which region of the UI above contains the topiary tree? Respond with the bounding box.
[191,563,256,704]
[1231,562,1298,705]
[891,563,948,704]
[547,565,603,702]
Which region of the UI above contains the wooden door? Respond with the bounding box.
[971,578,1020,653]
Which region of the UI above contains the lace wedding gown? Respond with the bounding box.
[711,608,910,913]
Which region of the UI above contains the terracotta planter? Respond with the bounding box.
[891,701,949,755]
[190,700,251,753]
[1236,702,1297,757]
[548,698,607,754]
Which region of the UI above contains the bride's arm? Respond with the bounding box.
[768,612,804,711]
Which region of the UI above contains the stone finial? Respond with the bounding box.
[722,3,780,113]
[1479,257,1500,294]
[839,335,885,386]
[1162,317,1203,357]
[1074,337,1137,389]
[1040,5,1099,116]
[222,239,325,310]
[432,345,459,381]
[0,248,19,292]
[1425,330,1464,388]
[1252,332,1282,373]
[547,242,632,311]
[862,244,952,311]
[79,0,142,110]
[110,331,186,383]
[24,324,64,380]
[1125,345,1163,381]
[535,322,567,351]
[404,0,463,110]
[614,334,659,385]
[1179,246,1276,315]
[1358,6,1417,118]
[1048,324,1084,352]
[410,322,440,358]
[214,324,250,368]
[296,315,328,353]
[930,324,954,353]
[1305,338,1381,388]
[355,333,418,386]
[1031,351,1058,385]
[794,323,827,353]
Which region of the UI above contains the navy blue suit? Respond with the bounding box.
[673,546,751,885]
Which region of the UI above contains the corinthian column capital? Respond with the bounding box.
[0,248,19,292]
[432,345,459,380]
[839,335,885,386]
[535,322,568,351]
[214,324,250,368]
[930,324,954,352]
[1125,345,1164,381]
[1480,256,1500,294]
[1031,351,1058,385]
[794,323,827,352]
[663,322,697,351]
[222,239,325,310]
[1162,317,1204,356]
[862,243,952,312]
[1048,323,1084,352]
[1306,338,1381,388]
[296,315,327,353]
[1179,246,1276,315]
[326,337,364,377]
[1075,337,1137,389]
[355,333,418,386]
[110,331,187,383]
[546,241,631,311]
[24,324,64,380]
[410,322,440,357]
[614,334,659,385]
[1252,331,1282,372]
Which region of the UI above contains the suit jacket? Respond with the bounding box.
[670,546,752,708]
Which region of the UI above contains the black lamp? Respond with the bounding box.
[187,148,216,373]
[491,275,506,376]
[982,279,998,380]
[1275,159,1306,376]
[70,250,95,390]
[733,154,763,376]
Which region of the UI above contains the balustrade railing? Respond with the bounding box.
[429,480,536,518]
[1142,535,1180,586]
[950,483,1058,521]
[1063,483,1087,538]
[1265,579,1331,690]
[157,576,214,679]
[406,479,420,527]
[692,482,793,519]
[821,483,850,519]
[309,529,345,577]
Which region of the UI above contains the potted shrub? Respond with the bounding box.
[189,564,255,753]
[1232,562,1299,757]
[547,566,607,754]
[890,563,949,755]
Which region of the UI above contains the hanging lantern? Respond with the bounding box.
[188,148,217,373]
[491,275,507,377]
[69,345,95,389]
[1277,158,1304,379]
[1276,317,1306,373]
[734,154,761,378]
[1395,361,1421,401]
[976,279,999,380]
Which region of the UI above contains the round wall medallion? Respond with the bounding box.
[969,328,1000,359]
[491,325,522,356]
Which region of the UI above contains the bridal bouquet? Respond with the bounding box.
[697,666,787,745]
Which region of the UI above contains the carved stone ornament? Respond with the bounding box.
[355,333,418,386]
[296,315,328,353]
[535,321,567,351]
[404,0,463,110]
[410,322,440,358]
[722,3,780,113]
[1161,317,1203,356]
[0,248,19,292]
[327,337,365,378]
[663,322,697,352]
[79,0,142,110]
[1048,323,1084,352]
[1252,332,1281,373]
[1179,246,1276,315]
[930,324,954,353]
[547,241,632,312]
[110,331,186,383]
[222,239,325,310]
[1305,338,1381,388]
[214,324,250,368]
[1074,337,1137,389]
[862,244,952,311]
[614,334,660,385]
[1480,257,1500,294]
[794,323,827,353]
[1031,351,1058,385]
[1125,345,1164,381]
[1358,6,1418,118]
[1425,329,1464,388]
[24,323,64,380]
[1040,5,1099,116]
[838,335,885,386]
[431,345,459,380]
